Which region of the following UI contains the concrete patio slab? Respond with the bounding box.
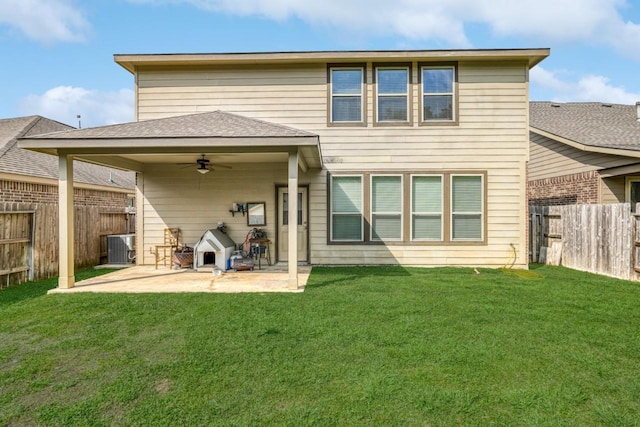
[48,265,311,294]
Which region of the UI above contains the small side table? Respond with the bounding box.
[249,238,271,269]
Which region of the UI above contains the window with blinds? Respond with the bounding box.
[451,175,483,241]
[376,68,409,122]
[422,66,455,121]
[371,175,402,240]
[331,175,363,241]
[330,68,364,123]
[411,175,443,241]
[328,172,485,244]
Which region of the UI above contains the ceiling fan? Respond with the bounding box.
[177,154,232,174]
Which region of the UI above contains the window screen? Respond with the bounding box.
[377,68,408,122]
[423,67,454,121]
[331,69,363,123]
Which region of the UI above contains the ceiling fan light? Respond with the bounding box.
[197,165,209,174]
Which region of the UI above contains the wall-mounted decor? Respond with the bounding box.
[247,202,266,226]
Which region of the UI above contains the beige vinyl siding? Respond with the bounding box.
[529,132,638,181]
[136,60,532,268]
[140,162,321,265]
[601,176,625,204]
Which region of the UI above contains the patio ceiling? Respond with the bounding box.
[18,111,322,172]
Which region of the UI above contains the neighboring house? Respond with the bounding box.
[529,102,640,207]
[0,115,135,283]
[19,48,549,289]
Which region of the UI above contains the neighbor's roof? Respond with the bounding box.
[24,110,317,140]
[0,115,135,190]
[530,102,640,152]
[115,48,550,72]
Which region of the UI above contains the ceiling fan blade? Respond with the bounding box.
[209,163,232,169]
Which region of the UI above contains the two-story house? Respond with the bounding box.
[20,48,549,289]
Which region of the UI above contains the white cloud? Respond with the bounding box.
[531,66,640,104]
[133,0,640,59]
[0,0,89,43]
[18,86,135,128]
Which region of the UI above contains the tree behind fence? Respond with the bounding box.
[530,203,640,282]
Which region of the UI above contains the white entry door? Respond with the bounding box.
[278,186,308,263]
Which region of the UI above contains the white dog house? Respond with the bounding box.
[193,229,236,271]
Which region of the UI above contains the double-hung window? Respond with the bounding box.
[376,67,409,122]
[330,68,364,123]
[371,175,403,241]
[331,175,363,241]
[422,65,455,122]
[411,175,443,241]
[451,175,484,241]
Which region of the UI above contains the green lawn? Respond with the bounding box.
[1,265,640,426]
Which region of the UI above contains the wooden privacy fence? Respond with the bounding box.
[0,209,34,287]
[530,203,640,282]
[0,202,133,288]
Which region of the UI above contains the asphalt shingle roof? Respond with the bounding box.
[530,102,640,152]
[0,116,135,190]
[28,110,317,140]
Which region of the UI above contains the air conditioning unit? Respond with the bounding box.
[107,233,136,264]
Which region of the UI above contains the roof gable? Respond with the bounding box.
[0,116,40,154]
[0,115,135,190]
[27,111,317,140]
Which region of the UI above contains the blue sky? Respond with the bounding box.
[1,0,639,128]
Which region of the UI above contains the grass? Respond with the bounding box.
[1,265,640,426]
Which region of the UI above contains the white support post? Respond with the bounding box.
[135,172,144,265]
[288,150,299,289]
[58,154,75,288]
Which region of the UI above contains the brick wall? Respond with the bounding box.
[0,180,130,210]
[527,171,599,206]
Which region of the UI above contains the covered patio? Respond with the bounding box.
[47,265,312,294]
[19,111,322,291]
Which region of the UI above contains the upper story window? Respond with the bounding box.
[330,68,364,124]
[421,65,456,123]
[376,67,410,123]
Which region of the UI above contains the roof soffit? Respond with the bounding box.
[115,48,550,73]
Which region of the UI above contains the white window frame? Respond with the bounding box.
[450,174,484,242]
[625,176,640,212]
[421,65,456,122]
[330,174,364,242]
[410,174,444,242]
[370,174,403,241]
[376,67,410,123]
[330,67,364,124]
